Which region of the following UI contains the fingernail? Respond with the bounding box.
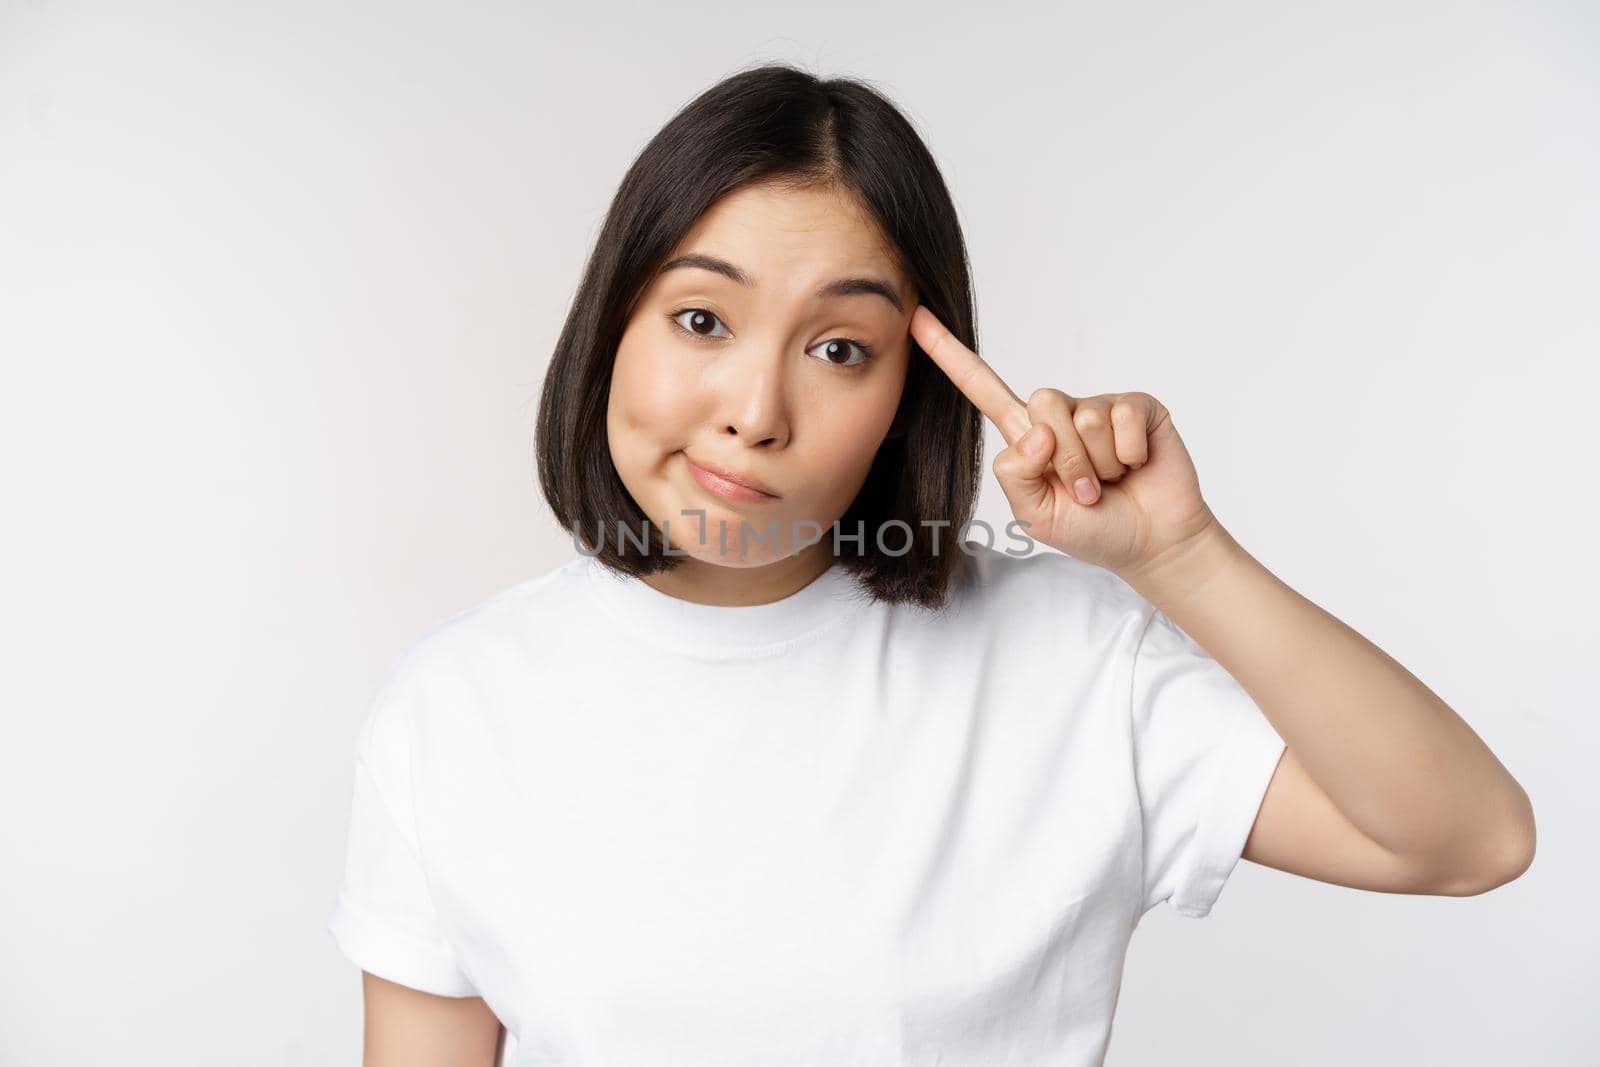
[1073,477,1098,504]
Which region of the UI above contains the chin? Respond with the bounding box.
[681,549,781,570]
[667,515,788,566]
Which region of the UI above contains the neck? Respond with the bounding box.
[641,542,837,607]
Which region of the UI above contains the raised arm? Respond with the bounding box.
[1122,522,1535,897]
[909,303,1535,899]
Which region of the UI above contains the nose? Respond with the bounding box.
[712,345,791,448]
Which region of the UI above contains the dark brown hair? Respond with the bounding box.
[535,61,984,610]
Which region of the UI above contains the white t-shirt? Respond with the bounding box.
[327,543,1285,1066]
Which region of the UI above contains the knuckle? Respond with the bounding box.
[1073,405,1106,432]
[1026,386,1069,411]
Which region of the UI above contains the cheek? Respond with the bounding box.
[830,403,892,458]
[803,387,901,489]
[609,339,699,441]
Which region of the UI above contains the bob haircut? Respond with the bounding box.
[536,61,985,611]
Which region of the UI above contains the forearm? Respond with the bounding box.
[1117,518,1534,873]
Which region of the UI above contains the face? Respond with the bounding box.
[606,181,914,574]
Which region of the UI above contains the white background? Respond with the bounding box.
[2,1,1595,1063]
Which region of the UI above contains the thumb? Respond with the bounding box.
[993,423,1055,522]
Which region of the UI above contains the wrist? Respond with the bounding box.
[1117,514,1245,607]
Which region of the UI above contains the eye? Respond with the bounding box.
[667,307,733,340]
[807,336,876,369]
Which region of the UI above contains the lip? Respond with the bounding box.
[682,452,781,502]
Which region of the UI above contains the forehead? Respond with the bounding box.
[660,182,910,301]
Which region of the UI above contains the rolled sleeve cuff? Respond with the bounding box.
[1169,711,1287,918]
[327,894,480,997]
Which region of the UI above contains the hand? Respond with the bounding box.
[909,305,1220,579]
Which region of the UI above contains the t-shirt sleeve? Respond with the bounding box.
[1128,604,1287,919]
[326,656,480,997]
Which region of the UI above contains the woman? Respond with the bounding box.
[327,62,1535,1066]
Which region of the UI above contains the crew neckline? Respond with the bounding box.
[578,552,871,660]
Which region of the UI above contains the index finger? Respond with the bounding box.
[910,305,1031,445]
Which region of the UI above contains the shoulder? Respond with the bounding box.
[358,556,590,741]
[392,555,591,676]
[955,543,1155,640]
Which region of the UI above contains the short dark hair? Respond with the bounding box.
[535,61,984,611]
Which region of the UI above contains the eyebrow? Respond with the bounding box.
[657,252,905,313]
